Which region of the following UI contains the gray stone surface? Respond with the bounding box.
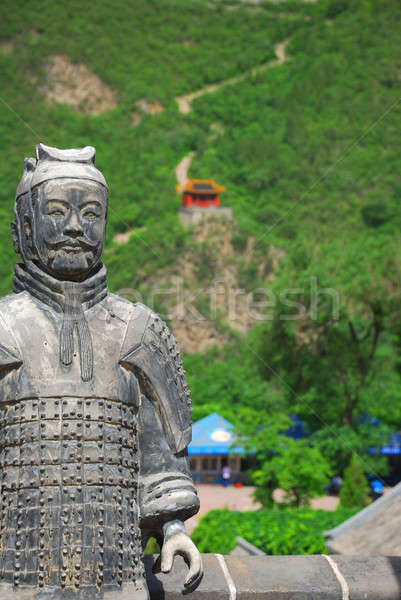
[227,555,340,599]
[324,482,401,555]
[334,556,401,600]
[179,206,233,225]
[144,554,401,599]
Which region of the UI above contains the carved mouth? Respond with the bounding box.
[50,239,97,252]
[60,245,85,253]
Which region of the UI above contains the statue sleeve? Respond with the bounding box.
[119,304,199,532]
[137,394,199,531]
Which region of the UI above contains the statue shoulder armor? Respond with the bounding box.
[119,303,192,454]
[0,293,23,370]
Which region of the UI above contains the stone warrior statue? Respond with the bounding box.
[0,144,202,599]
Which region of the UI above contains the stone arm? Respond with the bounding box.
[119,304,202,589]
[138,395,202,590]
[138,394,199,535]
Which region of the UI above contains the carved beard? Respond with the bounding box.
[45,245,98,274]
[29,225,102,279]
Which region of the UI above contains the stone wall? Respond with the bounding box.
[179,206,233,226]
[144,554,401,599]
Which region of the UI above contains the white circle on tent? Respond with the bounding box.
[210,429,231,442]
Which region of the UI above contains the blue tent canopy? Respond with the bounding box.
[188,413,243,455]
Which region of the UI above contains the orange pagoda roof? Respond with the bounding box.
[176,178,225,196]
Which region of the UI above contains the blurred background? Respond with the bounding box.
[1,0,400,556]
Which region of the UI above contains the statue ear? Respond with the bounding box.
[23,216,35,260]
[23,215,31,237]
[11,221,20,255]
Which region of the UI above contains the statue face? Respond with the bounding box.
[32,178,107,279]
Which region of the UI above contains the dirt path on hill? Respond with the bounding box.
[176,39,289,114]
[175,151,195,185]
[173,40,289,185]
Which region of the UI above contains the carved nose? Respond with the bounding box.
[64,212,83,236]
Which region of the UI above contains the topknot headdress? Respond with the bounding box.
[16,143,107,199]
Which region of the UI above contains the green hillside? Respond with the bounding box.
[1,0,401,481]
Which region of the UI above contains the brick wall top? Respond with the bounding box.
[144,554,401,599]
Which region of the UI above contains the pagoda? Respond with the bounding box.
[176,178,226,208]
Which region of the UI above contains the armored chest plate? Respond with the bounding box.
[0,396,143,592]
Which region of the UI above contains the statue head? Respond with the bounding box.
[12,143,108,281]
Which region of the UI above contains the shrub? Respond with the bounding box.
[339,454,369,509]
[232,231,248,253]
[361,202,394,228]
[252,440,331,508]
[191,507,359,555]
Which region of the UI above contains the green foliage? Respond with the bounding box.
[253,440,330,508]
[191,507,359,555]
[237,260,259,290]
[361,202,395,228]
[144,537,160,555]
[193,242,218,283]
[231,230,248,253]
[339,454,369,509]
[252,232,398,475]
[184,345,286,424]
[235,412,330,507]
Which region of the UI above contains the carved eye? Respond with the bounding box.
[46,201,67,218]
[82,210,99,221]
[48,209,65,218]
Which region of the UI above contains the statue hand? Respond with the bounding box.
[153,520,203,592]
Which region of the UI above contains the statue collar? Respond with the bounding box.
[13,261,108,314]
[13,262,108,382]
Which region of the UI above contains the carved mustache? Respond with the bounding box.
[46,238,99,251]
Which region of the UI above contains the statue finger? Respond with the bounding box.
[161,544,174,573]
[183,550,203,587]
